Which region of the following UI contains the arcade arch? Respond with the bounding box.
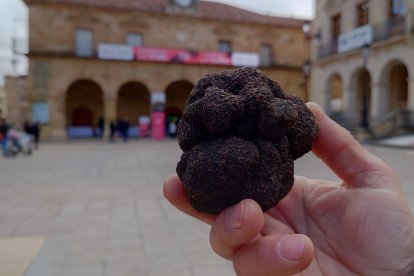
[165,80,194,119]
[381,60,408,112]
[66,80,103,128]
[327,73,344,114]
[117,82,151,124]
[351,67,371,125]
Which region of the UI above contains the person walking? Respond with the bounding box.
[120,117,130,142]
[31,122,40,149]
[97,117,104,138]
[0,118,10,156]
[109,120,117,142]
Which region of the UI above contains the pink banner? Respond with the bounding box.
[134,47,231,66]
[185,51,232,65]
[151,111,166,140]
[135,47,184,62]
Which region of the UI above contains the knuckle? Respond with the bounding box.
[209,227,233,260]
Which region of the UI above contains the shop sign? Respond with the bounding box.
[338,24,373,53]
[98,43,134,60]
[231,52,260,67]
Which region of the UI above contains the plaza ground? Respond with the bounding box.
[0,139,413,275]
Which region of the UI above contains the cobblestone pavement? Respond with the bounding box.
[0,139,413,276]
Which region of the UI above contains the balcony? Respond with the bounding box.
[373,15,406,42]
[317,40,338,59]
[317,16,407,59]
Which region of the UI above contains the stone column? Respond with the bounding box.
[407,6,414,43]
[104,96,117,138]
[408,77,414,111]
[323,87,332,115]
[49,95,67,141]
[370,81,387,121]
[343,85,357,123]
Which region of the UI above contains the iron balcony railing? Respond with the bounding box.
[317,40,338,59]
[318,15,407,59]
[373,15,406,42]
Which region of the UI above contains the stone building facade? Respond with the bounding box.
[311,0,414,134]
[4,76,29,128]
[0,86,6,118]
[24,0,310,139]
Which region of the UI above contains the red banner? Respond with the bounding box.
[134,47,231,66]
[185,51,232,65]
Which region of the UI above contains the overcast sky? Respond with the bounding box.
[0,0,315,86]
[0,0,27,86]
[205,0,315,18]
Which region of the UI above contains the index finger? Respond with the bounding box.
[307,102,397,189]
[164,174,216,224]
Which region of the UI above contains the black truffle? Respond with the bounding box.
[176,67,318,214]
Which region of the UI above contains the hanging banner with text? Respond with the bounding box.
[338,24,373,53]
[134,47,232,66]
[98,44,260,67]
[231,52,260,67]
[98,43,134,60]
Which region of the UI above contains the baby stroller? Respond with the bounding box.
[6,129,33,156]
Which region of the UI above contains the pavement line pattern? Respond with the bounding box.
[0,140,412,275]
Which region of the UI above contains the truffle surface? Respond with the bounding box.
[176,67,318,214]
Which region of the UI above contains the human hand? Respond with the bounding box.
[164,103,414,276]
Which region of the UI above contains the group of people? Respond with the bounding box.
[168,116,178,138]
[24,121,40,149]
[109,117,130,142]
[92,117,130,142]
[0,118,40,157]
[99,116,179,141]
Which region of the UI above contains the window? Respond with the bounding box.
[127,33,143,46]
[260,44,272,67]
[76,29,93,57]
[331,13,341,41]
[218,40,232,53]
[389,0,406,17]
[356,1,369,26]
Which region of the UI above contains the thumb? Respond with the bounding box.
[233,234,314,276]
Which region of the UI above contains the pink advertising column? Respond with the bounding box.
[151,92,166,140]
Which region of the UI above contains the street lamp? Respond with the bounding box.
[303,60,311,102]
[360,43,370,128]
[302,21,311,36]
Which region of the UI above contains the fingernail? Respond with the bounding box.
[162,179,167,198]
[226,201,244,230]
[277,235,306,262]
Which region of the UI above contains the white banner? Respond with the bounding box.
[338,25,373,53]
[151,92,166,105]
[231,52,260,67]
[98,43,134,60]
[32,102,50,124]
